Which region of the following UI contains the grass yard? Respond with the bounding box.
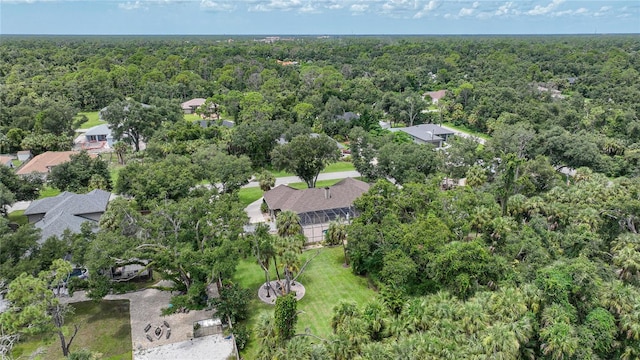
[38,186,61,199]
[323,161,355,173]
[238,187,263,207]
[236,247,377,358]
[110,164,123,187]
[183,113,202,122]
[441,122,490,140]
[76,111,104,130]
[287,177,359,190]
[12,300,132,360]
[8,210,27,225]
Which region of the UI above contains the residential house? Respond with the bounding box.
[16,151,96,178]
[389,124,455,147]
[263,177,370,227]
[16,150,32,162]
[335,112,360,122]
[23,189,111,243]
[424,90,447,104]
[181,98,207,114]
[0,155,13,168]
[83,124,115,149]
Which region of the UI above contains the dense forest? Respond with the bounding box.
[1,35,640,359]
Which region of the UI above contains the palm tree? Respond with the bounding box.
[113,141,128,165]
[277,210,302,238]
[254,313,277,360]
[257,170,276,192]
[253,223,276,297]
[539,322,579,360]
[325,219,349,265]
[612,233,640,282]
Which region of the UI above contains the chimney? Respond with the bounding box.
[324,187,331,199]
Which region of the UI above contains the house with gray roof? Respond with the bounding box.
[84,124,115,147]
[389,124,455,147]
[24,189,111,243]
[181,98,207,114]
[263,177,370,226]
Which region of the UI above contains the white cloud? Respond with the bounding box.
[325,2,343,10]
[459,7,474,17]
[350,3,368,13]
[250,0,302,12]
[300,3,318,13]
[200,0,234,11]
[527,0,565,16]
[119,1,144,10]
[413,0,438,19]
[494,2,516,16]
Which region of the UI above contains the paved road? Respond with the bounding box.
[243,170,361,188]
[439,125,487,145]
[5,200,31,214]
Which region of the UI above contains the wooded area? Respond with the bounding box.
[1,35,639,359]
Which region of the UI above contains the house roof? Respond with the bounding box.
[24,189,111,242]
[16,151,94,175]
[181,98,207,109]
[336,112,360,121]
[425,90,447,101]
[17,150,31,155]
[0,156,12,166]
[263,178,370,214]
[84,124,112,137]
[389,124,454,142]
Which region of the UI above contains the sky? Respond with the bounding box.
[1,0,638,35]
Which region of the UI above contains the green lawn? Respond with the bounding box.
[441,122,490,140]
[38,186,61,199]
[110,164,123,187]
[12,300,132,360]
[238,187,263,207]
[8,210,27,225]
[236,247,377,358]
[323,161,355,173]
[287,178,354,190]
[76,111,104,130]
[184,113,202,122]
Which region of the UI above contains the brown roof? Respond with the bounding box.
[263,178,370,214]
[181,98,206,109]
[0,156,12,166]
[425,90,447,101]
[16,151,95,175]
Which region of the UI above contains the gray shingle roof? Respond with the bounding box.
[389,124,454,142]
[263,178,370,214]
[24,189,111,242]
[84,124,112,137]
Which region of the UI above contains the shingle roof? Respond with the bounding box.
[0,156,12,166]
[84,124,112,136]
[336,112,360,121]
[24,189,111,242]
[181,98,206,109]
[263,178,370,214]
[389,124,454,142]
[425,90,447,101]
[16,151,89,175]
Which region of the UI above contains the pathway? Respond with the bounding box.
[439,125,487,145]
[243,170,361,188]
